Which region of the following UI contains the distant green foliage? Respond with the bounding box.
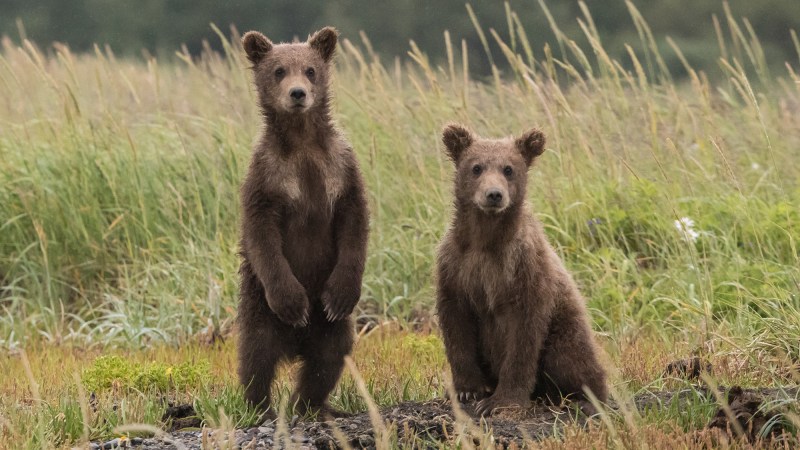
[0,1,799,78]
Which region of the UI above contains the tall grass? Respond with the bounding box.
[0,1,798,368]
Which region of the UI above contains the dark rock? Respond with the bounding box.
[707,386,789,443]
[162,403,195,421]
[162,403,202,431]
[100,438,122,449]
[664,357,712,380]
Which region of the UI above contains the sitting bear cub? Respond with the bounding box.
[435,124,608,416]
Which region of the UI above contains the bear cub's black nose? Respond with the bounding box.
[486,189,503,205]
[290,88,306,100]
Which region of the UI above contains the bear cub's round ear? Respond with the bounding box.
[242,31,273,65]
[309,27,339,62]
[516,128,546,166]
[442,123,474,163]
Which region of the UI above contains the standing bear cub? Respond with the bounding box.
[237,27,369,418]
[436,124,607,416]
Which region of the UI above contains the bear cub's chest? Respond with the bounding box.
[456,246,520,309]
[278,152,347,215]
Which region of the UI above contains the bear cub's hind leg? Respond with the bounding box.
[536,311,608,407]
[238,324,287,418]
[291,317,355,419]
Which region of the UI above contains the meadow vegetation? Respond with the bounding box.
[1,2,799,448]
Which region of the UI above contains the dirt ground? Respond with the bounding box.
[91,386,798,449]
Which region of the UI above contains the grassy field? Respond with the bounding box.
[1,2,799,448]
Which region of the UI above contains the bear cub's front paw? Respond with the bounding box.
[475,391,529,416]
[321,274,361,321]
[266,283,309,327]
[453,374,491,403]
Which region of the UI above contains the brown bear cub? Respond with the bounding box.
[237,27,369,419]
[436,124,607,416]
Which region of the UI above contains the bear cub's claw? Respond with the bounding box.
[453,372,490,403]
[457,391,481,402]
[267,285,310,327]
[455,380,492,404]
[320,276,360,321]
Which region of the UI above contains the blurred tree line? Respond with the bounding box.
[1,0,798,78]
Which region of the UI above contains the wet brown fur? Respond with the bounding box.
[237,27,369,417]
[436,124,607,416]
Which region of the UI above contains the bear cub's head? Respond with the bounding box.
[242,27,338,115]
[442,124,545,215]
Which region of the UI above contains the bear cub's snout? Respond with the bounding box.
[473,169,511,213]
[289,87,307,102]
[485,188,503,205]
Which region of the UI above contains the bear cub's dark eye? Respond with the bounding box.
[305,67,315,78]
[503,166,513,177]
[472,164,482,175]
[275,67,286,78]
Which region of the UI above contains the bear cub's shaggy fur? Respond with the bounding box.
[436,124,607,416]
[237,27,369,418]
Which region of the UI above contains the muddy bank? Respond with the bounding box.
[94,386,798,449]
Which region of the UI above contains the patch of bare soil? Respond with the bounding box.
[93,387,797,449]
[297,399,575,449]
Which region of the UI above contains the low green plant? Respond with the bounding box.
[82,355,211,393]
[193,385,263,429]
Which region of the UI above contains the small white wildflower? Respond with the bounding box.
[751,162,761,170]
[675,217,694,230]
[674,217,700,242]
